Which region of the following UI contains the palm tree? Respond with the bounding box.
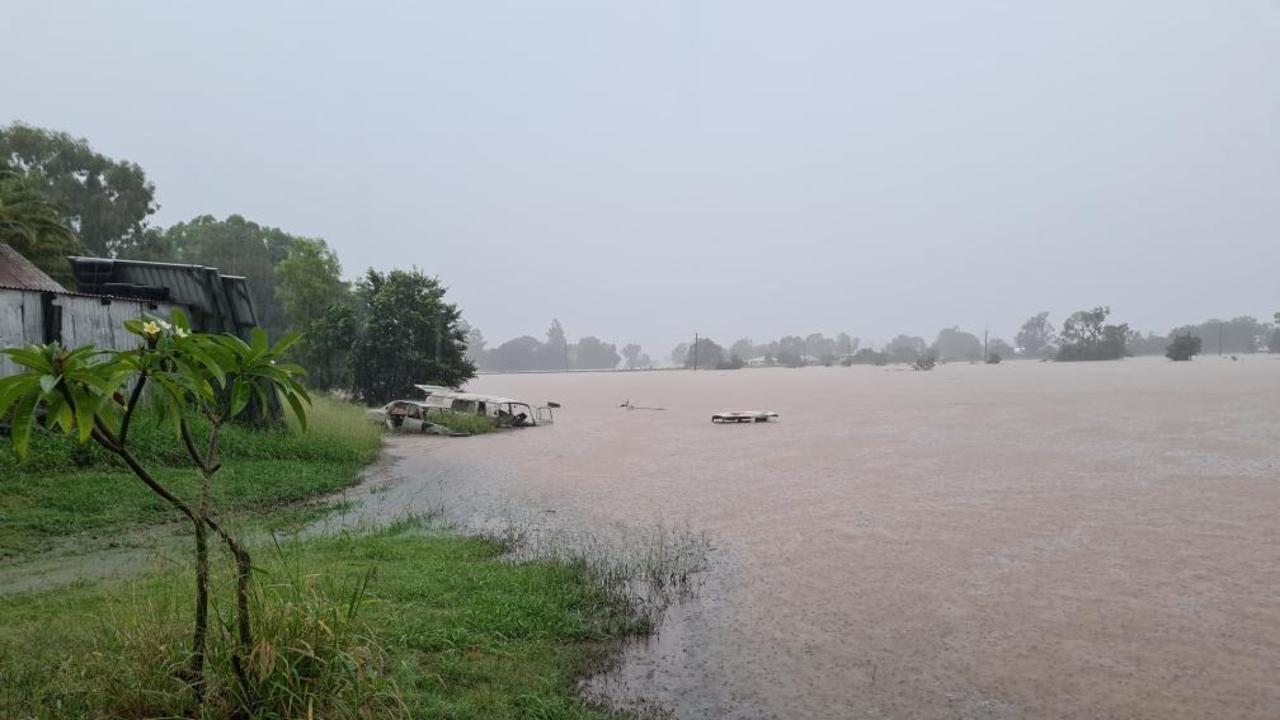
[0,170,80,286]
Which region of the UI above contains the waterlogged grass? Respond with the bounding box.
[0,522,646,719]
[0,397,381,557]
[428,411,497,436]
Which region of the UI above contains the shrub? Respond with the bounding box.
[986,352,1002,364]
[1166,334,1203,361]
[426,411,495,435]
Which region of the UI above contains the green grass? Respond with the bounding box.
[427,411,497,435]
[0,522,646,719]
[0,397,382,557]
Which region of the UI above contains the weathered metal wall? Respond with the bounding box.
[0,288,184,376]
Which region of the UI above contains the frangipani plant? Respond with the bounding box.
[0,310,310,708]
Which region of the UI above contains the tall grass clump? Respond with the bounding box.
[0,520,653,719]
[426,411,496,436]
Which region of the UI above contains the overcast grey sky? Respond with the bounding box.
[5,1,1278,355]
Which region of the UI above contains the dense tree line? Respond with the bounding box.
[1,122,473,401]
[1014,310,1278,361]
[471,320,631,372]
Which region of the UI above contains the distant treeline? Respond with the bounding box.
[466,320,647,372]
[474,309,1280,373]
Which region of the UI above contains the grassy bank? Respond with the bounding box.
[0,397,382,558]
[0,520,646,719]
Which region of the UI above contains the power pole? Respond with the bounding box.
[692,333,699,371]
[1218,324,1223,357]
[984,329,989,364]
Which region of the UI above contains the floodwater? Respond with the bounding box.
[370,357,1280,719]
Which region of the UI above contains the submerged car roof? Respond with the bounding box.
[413,385,528,406]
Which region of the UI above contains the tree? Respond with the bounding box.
[536,319,570,371]
[988,338,1015,359]
[1166,334,1202,361]
[1271,313,1280,353]
[485,336,542,372]
[835,332,859,356]
[1126,330,1170,356]
[1168,317,1268,355]
[884,335,928,363]
[669,342,690,367]
[681,337,725,369]
[462,323,488,368]
[0,170,80,285]
[932,327,983,362]
[1016,312,1056,357]
[844,348,888,366]
[274,237,353,388]
[349,269,474,402]
[275,238,346,323]
[621,343,646,369]
[1057,306,1128,361]
[805,333,837,362]
[572,336,621,369]
[1,313,310,708]
[730,338,756,361]
[164,215,298,338]
[0,122,157,257]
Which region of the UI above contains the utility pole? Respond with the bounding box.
[692,333,699,371]
[1218,324,1223,357]
[984,328,989,364]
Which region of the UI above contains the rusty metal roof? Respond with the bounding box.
[0,243,67,292]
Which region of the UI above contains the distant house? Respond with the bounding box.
[746,356,775,368]
[0,245,260,377]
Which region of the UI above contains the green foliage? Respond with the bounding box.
[620,343,649,370]
[1,313,315,703]
[572,336,621,370]
[161,214,302,338]
[680,337,725,369]
[275,237,347,323]
[1056,307,1128,361]
[349,269,475,403]
[717,354,745,370]
[1169,316,1269,355]
[0,170,80,286]
[884,334,928,364]
[1016,311,1056,357]
[1125,330,1169,356]
[0,122,157,257]
[988,338,1015,359]
[0,524,638,719]
[427,411,497,436]
[1165,334,1203,361]
[932,327,983,362]
[0,397,379,558]
[843,348,888,366]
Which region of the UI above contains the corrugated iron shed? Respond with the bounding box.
[69,256,260,338]
[0,243,67,292]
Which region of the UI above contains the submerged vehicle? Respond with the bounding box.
[369,385,556,431]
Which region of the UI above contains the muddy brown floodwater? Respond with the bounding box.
[364,357,1280,719]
